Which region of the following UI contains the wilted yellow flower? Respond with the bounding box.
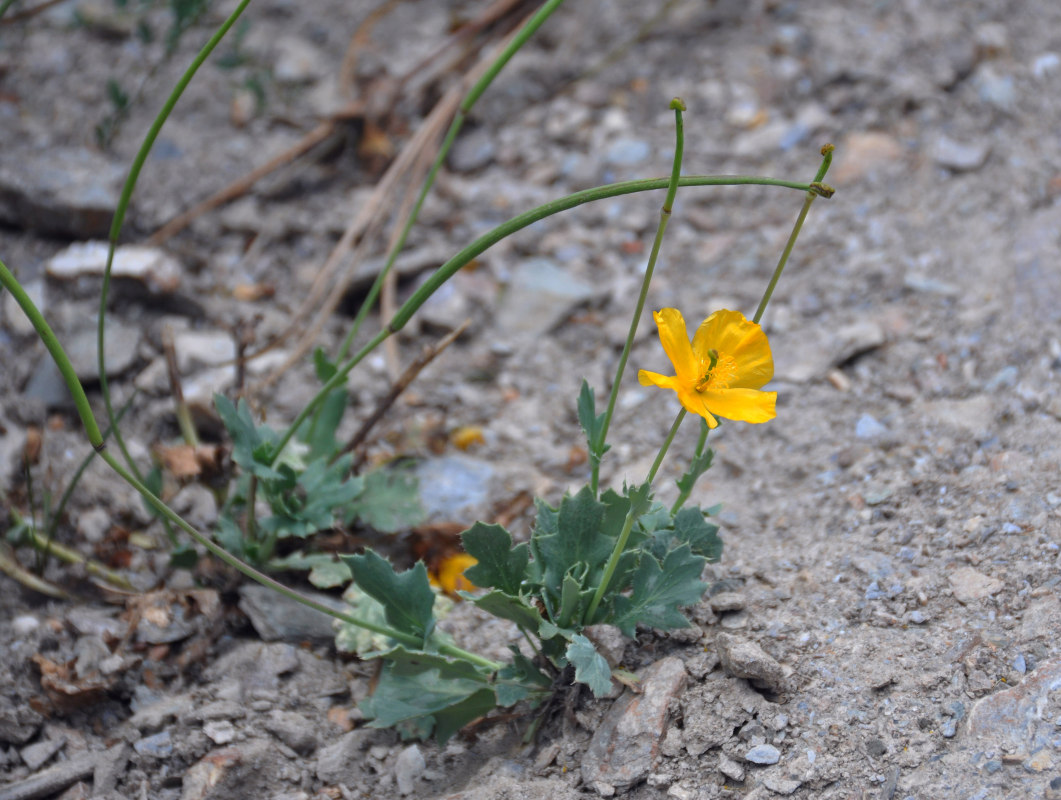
[432,553,478,596]
[638,308,776,428]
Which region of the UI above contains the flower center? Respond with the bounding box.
[695,349,737,392]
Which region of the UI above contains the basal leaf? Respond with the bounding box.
[467,589,543,632]
[343,550,435,643]
[534,487,612,594]
[577,380,611,459]
[610,546,707,637]
[566,634,613,698]
[308,558,353,589]
[432,688,498,743]
[347,467,424,533]
[360,660,491,739]
[461,523,528,595]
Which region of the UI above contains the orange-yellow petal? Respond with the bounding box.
[691,309,773,389]
[652,309,697,382]
[700,388,777,424]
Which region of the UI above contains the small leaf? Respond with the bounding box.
[431,688,497,743]
[533,487,612,595]
[672,507,723,562]
[348,467,424,533]
[566,634,613,697]
[343,550,435,643]
[468,590,543,632]
[577,380,611,459]
[461,523,528,595]
[308,558,353,589]
[610,546,707,637]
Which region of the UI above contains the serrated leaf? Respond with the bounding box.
[577,380,610,458]
[557,570,584,628]
[467,590,543,632]
[624,481,654,517]
[312,346,338,383]
[610,546,707,637]
[216,394,277,472]
[499,650,552,692]
[533,487,612,595]
[302,388,348,461]
[566,634,613,697]
[343,550,435,643]
[461,523,528,595]
[672,507,723,562]
[432,688,497,743]
[347,467,424,533]
[214,515,245,558]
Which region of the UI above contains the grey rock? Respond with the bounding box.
[449,128,496,172]
[744,744,781,765]
[855,414,889,439]
[495,257,596,339]
[3,279,44,336]
[0,148,126,238]
[763,773,802,794]
[238,584,347,643]
[19,736,65,771]
[581,657,687,789]
[190,700,246,723]
[584,624,629,668]
[948,567,1003,604]
[22,359,71,408]
[202,721,236,745]
[66,319,140,381]
[128,696,193,734]
[272,36,327,85]
[1032,52,1061,80]
[967,657,1061,753]
[715,633,789,692]
[0,750,96,800]
[74,635,110,677]
[93,743,130,796]
[718,752,745,781]
[931,135,990,172]
[395,744,426,795]
[75,508,111,544]
[65,608,127,639]
[972,64,1017,111]
[415,455,494,522]
[604,138,651,166]
[316,729,374,785]
[133,731,173,759]
[204,642,300,692]
[263,710,318,755]
[709,592,747,613]
[46,242,182,294]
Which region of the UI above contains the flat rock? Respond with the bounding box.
[180,739,282,800]
[414,455,494,522]
[966,657,1061,753]
[394,744,426,796]
[745,743,781,765]
[66,318,140,381]
[948,567,1003,604]
[0,148,126,238]
[263,710,318,755]
[238,583,348,644]
[495,257,597,339]
[47,242,182,294]
[931,134,991,171]
[581,656,687,790]
[316,729,374,785]
[715,633,789,692]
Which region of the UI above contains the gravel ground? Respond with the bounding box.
[2,1,1061,799]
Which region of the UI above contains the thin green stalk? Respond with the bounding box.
[591,98,686,495]
[275,173,815,463]
[13,513,135,591]
[96,0,253,544]
[585,407,686,623]
[752,145,834,325]
[337,0,568,361]
[0,0,17,20]
[670,418,708,514]
[1,256,499,672]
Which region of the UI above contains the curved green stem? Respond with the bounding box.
[337,0,568,361]
[591,98,686,495]
[274,173,815,463]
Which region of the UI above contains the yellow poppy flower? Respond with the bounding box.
[638,308,777,428]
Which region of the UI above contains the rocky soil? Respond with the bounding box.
[2,0,1061,799]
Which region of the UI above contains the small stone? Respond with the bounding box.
[316,730,373,785]
[605,138,651,166]
[709,592,746,613]
[940,719,957,738]
[273,36,327,85]
[133,730,173,758]
[718,753,745,781]
[202,721,235,745]
[866,738,887,758]
[931,135,990,172]
[1024,750,1053,772]
[414,455,494,523]
[1032,52,1061,80]
[715,633,789,692]
[20,736,66,770]
[832,132,904,183]
[395,744,426,795]
[180,739,281,800]
[744,744,781,765]
[948,567,1004,604]
[581,657,687,789]
[855,414,889,439]
[449,128,496,172]
[238,584,348,644]
[763,774,802,794]
[263,710,318,755]
[12,615,40,636]
[128,697,193,733]
[495,257,597,339]
[66,319,140,381]
[76,508,111,544]
[968,657,1061,753]
[584,625,628,668]
[173,329,236,373]
[46,241,182,294]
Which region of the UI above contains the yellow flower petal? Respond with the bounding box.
[700,388,777,424]
[652,308,697,383]
[691,309,773,389]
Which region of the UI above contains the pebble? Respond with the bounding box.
[604,138,651,166]
[46,241,182,294]
[763,774,802,794]
[715,633,789,692]
[20,736,66,770]
[494,257,596,339]
[395,744,426,796]
[449,128,496,172]
[1045,775,1061,800]
[414,455,494,522]
[66,318,140,381]
[12,615,40,636]
[316,730,373,785]
[744,744,781,765]
[709,592,747,613]
[855,414,889,439]
[931,135,990,172]
[0,148,126,238]
[272,36,328,84]
[133,730,173,759]
[967,657,1061,753]
[581,657,687,790]
[263,710,318,755]
[718,752,745,781]
[202,721,236,745]
[1032,52,1060,80]
[948,567,1004,604]
[832,132,904,183]
[238,584,347,644]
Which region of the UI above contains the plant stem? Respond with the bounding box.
[584,406,687,624]
[591,98,687,496]
[670,418,709,514]
[337,0,568,362]
[752,144,835,325]
[11,512,135,591]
